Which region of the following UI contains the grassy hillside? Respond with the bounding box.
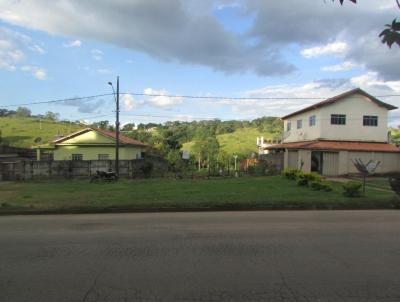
[0,116,82,148]
[183,127,277,156]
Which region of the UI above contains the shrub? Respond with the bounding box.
[389,176,400,195]
[296,172,321,186]
[343,181,362,197]
[310,181,323,191]
[296,176,308,186]
[310,180,332,192]
[283,168,301,180]
[320,182,333,192]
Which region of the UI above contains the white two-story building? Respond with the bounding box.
[266,88,400,176]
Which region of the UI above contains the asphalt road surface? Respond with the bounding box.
[1,210,400,302]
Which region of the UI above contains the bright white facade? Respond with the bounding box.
[283,93,389,143]
[267,89,400,176]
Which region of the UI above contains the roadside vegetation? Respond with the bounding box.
[0,176,396,214]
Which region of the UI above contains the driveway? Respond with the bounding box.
[1,210,399,301]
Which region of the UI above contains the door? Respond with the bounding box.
[287,150,298,169]
[311,151,323,174]
[322,152,339,176]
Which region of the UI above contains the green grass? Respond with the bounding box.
[347,177,392,191]
[183,128,276,156]
[0,176,396,213]
[0,116,81,148]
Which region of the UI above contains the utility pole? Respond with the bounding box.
[115,76,120,178]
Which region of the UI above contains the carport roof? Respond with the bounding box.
[266,140,400,153]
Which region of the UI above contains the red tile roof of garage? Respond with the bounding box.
[266,140,400,153]
[53,128,149,147]
[281,88,398,120]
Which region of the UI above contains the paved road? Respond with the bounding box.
[1,211,400,302]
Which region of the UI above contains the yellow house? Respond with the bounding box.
[35,128,149,161]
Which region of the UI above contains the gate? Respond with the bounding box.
[322,152,339,176]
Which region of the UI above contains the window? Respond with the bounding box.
[287,121,291,131]
[363,115,378,126]
[309,115,316,127]
[297,119,302,129]
[98,154,109,160]
[331,114,346,125]
[72,154,83,161]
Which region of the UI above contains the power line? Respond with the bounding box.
[119,113,247,121]
[120,92,400,100]
[1,92,400,108]
[0,93,114,108]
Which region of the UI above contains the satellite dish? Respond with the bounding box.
[34,137,42,144]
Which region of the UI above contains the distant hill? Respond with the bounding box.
[182,127,278,156]
[0,116,82,148]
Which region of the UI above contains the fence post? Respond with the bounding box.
[88,160,91,177]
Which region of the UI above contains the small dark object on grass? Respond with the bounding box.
[90,170,117,182]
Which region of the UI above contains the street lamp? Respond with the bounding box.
[108,77,120,178]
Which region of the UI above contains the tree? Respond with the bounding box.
[380,18,400,48]
[92,120,110,130]
[15,107,31,117]
[337,0,400,48]
[122,123,136,131]
[44,111,60,121]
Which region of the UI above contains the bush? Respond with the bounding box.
[389,176,400,195]
[310,181,323,191]
[320,182,333,192]
[343,181,362,197]
[296,172,308,186]
[283,168,301,180]
[296,172,321,186]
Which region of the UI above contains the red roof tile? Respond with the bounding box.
[53,128,149,147]
[281,88,397,120]
[266,140,400,153]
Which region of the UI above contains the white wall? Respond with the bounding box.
[319,94,388,142]
[283,108,322,143]
[283,93,389,143]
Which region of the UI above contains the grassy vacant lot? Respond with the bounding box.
[0,116,81,148]
[0,176,397,214]
[183,128,276,156]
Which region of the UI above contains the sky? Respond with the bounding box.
[0,0,400,126]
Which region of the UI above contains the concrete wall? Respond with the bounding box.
[283,93,390,143]
[283,148,400,176]
[0,159,168,180]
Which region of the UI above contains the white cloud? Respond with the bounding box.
[91,49,103,61]
[29,44,45,54]
[144,88,183,108]
[301,42,349,58]
[122,94,144,111]
[96,68,111,75]
[322,61,360,72]
[21,65,47,80]
[63,39,81,48]
[33,68,47,80]
[229,74,400,119]
[0,27,48,76]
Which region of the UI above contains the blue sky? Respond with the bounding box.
[0,0,399,126]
